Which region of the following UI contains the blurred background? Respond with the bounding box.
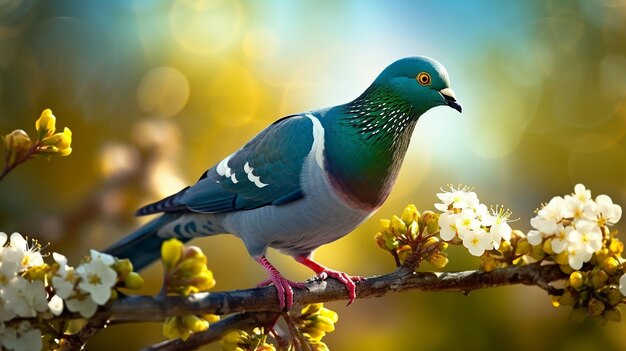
[1,0,626,349]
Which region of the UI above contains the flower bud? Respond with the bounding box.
[374,232,386,250]
[301,303,323,316]
[163,317,183,340]
[319,307,338,322]
[593,248,609,266]
[222,329,248,345]
[313,315,336,332]
[530,244,545,261]
[480,256,498,272]
[397,245,412,265]
[36,109,56,139]
[179,257,206,276]
[587,298,606,316]
[569,271,584,289]
[421,211,440,234]
[607,288,623,306]
[162,238,184,269]
[554,251,568,266]
[407,221,419,240]
[427,252,449,269]
[390,215,407,236]
[110,289,118,300]
[191,270,216,291]
[183,245,204,259]
[499,240,512,254]
[514,238,532,256]
[601,257,619,275]
[423,237,440,250]
[305,328,325,340]
[590,269,609,290]
[381,230,398,250]
[558,290,577,306]
[560,264,574,275]
[124,272,144,290]
[609,239,623,255]
[39,127,72,156]
[113,259,133,278]
[183,315,209,333]
[4,129,32,165]
[202,313,220,323]
[542,238,555,255]
[437,241,448,251]
[401,204,420,225]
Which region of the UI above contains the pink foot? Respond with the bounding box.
[257,256,306,309]
[296,256,363,305]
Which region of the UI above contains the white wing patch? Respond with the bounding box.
[216,155,233,177]
[244,161,269,188]
[305,113,325,169]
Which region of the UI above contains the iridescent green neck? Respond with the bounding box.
[324,84,420,209]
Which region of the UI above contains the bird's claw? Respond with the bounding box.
[259,276,306,310]
[316,269,364,305]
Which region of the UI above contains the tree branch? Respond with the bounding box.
[89,262,565,322]
[52,263,565,349]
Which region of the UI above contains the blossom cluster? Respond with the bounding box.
[0,233,47,351]
[220,303,338,351]
[374,205,448,269]
[527,184,622,270]
[436,185,513,256]
[161,238,219,341]
[0,231,143,351]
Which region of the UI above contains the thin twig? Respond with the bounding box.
[140,312,280,351]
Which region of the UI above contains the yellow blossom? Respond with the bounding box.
[35,109,56,139]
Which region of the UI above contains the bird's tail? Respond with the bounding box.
[104,213,190,270]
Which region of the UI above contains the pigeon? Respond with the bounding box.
[105,56,462,309]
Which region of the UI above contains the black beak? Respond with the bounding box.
[439,88,462,113]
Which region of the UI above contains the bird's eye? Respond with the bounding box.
[416,72,431,86]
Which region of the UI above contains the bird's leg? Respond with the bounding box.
[256,256,306,310]
[294,256,364,305]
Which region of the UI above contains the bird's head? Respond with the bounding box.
[374,56,462,114]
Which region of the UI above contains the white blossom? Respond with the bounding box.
[9,233,44,268]
[527,184,622,270]
[434,185,514,256]
[51,253,76,299]
[455,208,480,238]
[89,249,115,266]
[462,228,491,256]
[65,291,98,318]
[48,295,64,316]
[527,230,543,246]
[435,186,479,212]
[1,278,48,318]
[1,321,42,351]
[569,220,602,254]
[76,255,117,305]
[550,225,571,254]
[567,241,592,270]
[438,212,458,241]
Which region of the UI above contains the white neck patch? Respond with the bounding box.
[305,113,325,169]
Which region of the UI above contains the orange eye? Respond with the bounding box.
[416,72,431,85]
